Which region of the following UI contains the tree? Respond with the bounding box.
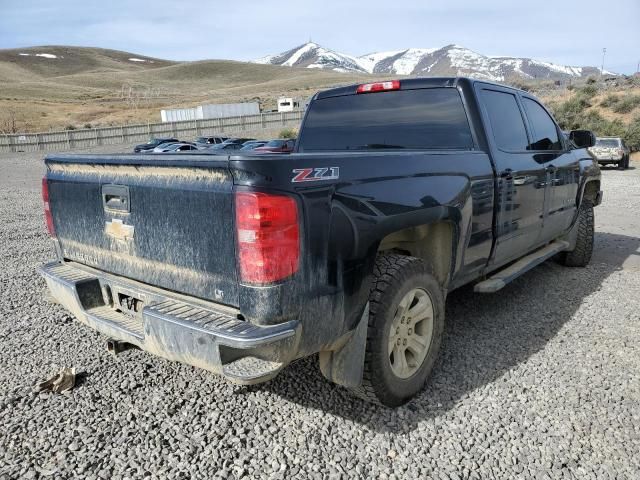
[0,109,20,134]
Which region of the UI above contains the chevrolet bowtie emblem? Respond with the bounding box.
[105,218,134,241]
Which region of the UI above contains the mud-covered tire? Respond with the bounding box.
[348,254,445,407]
[558,200,594,267]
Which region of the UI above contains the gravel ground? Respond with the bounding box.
[1,149,639,479]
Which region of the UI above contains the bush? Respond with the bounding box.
[508,79,533,92]
[600,94,620,108]
[279,127,297,139]
[586,76,597,85]
[64,124,76,131]
[83,123,93,129]
[625,117,640,151]
[579,111,626,137]
[550,100,628,143]
[611,95,640,114]
[551,96,592,130]
[578,84,598,98]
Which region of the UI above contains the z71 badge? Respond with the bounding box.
[292,167,340,183]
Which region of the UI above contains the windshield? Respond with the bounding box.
[265,140,286,147]
[298,88,473,152]
[595,138,620,148]
[195,137,208,143]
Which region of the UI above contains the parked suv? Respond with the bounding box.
[589,137,630,169]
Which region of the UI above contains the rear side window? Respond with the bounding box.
[522,98,562,150]
[298,88,473,151]
[481,90,529,151]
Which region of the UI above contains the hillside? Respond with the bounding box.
[0,46,374,132]
[0,45,633,135]
[0,46,174,80]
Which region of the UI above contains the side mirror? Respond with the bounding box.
[569,130,596,148]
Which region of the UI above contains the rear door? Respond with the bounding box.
[477,85,547,265]
[520,96,579,242]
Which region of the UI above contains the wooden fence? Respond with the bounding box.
[0,110,304,153]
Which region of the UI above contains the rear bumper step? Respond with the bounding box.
[39,261,300,384]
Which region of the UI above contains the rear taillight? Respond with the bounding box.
[356,80,400,94]
[235,191,299,284]
[42,177,56,237]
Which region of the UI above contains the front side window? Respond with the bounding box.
[298,88,474,152]
[481,89,529,152]
[522,98,562,151]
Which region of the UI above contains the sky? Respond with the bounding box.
[0,0,638,74]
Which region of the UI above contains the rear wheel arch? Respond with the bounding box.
[376,222,455,288]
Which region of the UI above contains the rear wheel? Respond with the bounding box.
[349,254,444,407]
[558,200,594,267]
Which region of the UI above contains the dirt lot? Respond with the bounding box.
[0,149,639,479]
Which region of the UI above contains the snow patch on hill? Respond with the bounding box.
[19,53,58,59]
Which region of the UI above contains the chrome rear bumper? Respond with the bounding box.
[39,261,300,384]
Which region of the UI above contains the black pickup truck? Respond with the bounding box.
[40,78,601,406]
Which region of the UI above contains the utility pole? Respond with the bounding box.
[600,47,607,77]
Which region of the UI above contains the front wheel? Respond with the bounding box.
[349,254,445,407]
[558,200,594,267]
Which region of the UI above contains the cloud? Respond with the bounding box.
[0,0,637,73]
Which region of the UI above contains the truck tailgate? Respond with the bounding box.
[45,154,239,307]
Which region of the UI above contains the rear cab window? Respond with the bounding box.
[297,88,474,152]
[480,89,530,152]
[596,138,621,148]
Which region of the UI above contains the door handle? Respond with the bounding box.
[500,169,513,181]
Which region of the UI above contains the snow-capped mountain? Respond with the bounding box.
[254,42,365,74]
[253,42,606,81]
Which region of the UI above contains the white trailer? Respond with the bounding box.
[198,103,260,119]
[277,97,302,112]
[161,102,260,123]
[160,107,198,123]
